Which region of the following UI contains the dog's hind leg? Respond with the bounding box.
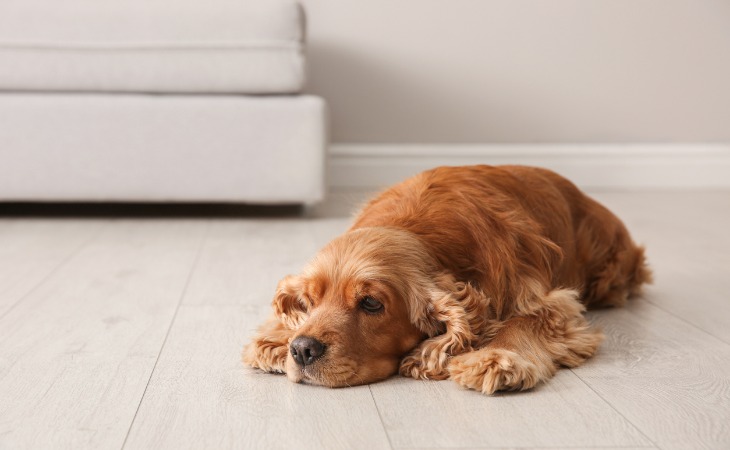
[448,289,603,394]
[242,315,293,374]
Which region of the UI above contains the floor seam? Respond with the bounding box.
[369,385,396,450]
[120,220,210,450]
[569,368,660,450]
[0,221,108,321]
[644,298,730,347]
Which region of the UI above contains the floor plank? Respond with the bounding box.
[123,305,392,450]
[369,370,651,449]
[410,447,658,450]
[452,447,658,450]
[0,220,102,317]
[0,220,207,450]
[577,296,730,450]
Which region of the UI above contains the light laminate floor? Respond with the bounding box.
[1,191,729,450]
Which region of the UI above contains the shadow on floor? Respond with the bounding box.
[0,202,305,218]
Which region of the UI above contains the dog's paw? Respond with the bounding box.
[399,341,452,380]
[448,348,541,394]
[398,355,449,380]
[242,338,288,374]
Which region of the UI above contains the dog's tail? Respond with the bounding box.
[628,244,653,298]
[583,241,653,309]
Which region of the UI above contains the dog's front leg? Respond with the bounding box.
[242,315,293,374]
[399,277,490,380]
[447,289,604,394]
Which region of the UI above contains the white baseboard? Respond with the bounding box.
[328,143,730,190]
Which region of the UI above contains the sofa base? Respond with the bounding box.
[0,93,326,203]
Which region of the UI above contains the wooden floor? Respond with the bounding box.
[1,191,729,450]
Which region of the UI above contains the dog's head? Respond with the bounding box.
[273,226,464,387]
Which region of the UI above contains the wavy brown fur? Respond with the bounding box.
[244,165,651,393]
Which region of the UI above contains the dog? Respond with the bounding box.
[243,165,651,394]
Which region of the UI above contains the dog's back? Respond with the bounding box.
[351,165,651,312]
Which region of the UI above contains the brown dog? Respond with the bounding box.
[243,165,651,394]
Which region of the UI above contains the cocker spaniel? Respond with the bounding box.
[243,165,651,394]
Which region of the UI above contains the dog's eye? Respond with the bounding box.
[360,296,384,314]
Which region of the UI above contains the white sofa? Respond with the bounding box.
[0,0,327,204]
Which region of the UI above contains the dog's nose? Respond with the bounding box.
[290,336,326,366]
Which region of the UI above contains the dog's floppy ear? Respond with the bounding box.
[272,275,309,330]
[399,273,495,379]
[410,273,492,352]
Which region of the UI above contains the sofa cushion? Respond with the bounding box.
[0,0,305,94]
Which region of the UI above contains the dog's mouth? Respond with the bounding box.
[287,364,314,384]
[297,368,329,386]
[286,357,363,387]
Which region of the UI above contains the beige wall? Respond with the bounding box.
[301,0,730,143]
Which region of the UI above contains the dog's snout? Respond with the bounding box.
[290,336,326,366]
